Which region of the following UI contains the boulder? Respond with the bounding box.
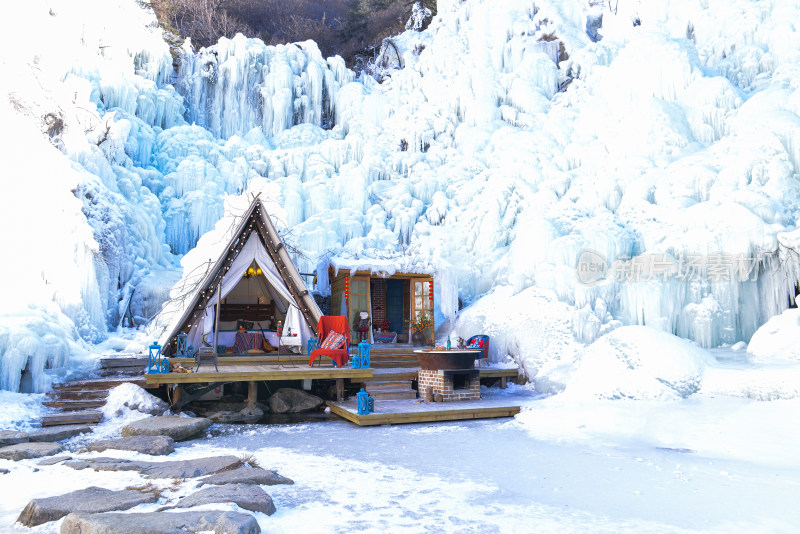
[207,411,240,424]
[199,466,294,487]
[122,416,212,441]
[0,430,29,446]
[88,435,175,456]
[268,388,324,413]
[173,484,276,515]
[27,425,91,442]
[37,455,72,466]
[207,405,264,424]
[0,442,62,461]
[65,455,242,479]
[17,486,157,527]
[237,406,264,423]
[61,510,260,534]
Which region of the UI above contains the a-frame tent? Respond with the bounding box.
[159,198,321,356]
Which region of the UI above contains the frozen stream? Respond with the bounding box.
[182,390,799,533]
[1,387,799,532]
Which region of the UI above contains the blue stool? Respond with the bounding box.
[147,342,168,374]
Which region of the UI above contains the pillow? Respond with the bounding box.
[320,331,346,350]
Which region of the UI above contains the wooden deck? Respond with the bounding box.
[145,363,374,385]
[328,397,521,426]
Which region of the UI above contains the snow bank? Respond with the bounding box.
[747,308,800,363]
[100,382,169,432]
[564,326,714,400]
[450,285,584,391]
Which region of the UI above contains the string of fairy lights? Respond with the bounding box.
[170,202,318,354]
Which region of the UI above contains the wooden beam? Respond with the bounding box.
[336,379,344,402]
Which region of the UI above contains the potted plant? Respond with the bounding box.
[406,314,433,347]
[373,318,391,333]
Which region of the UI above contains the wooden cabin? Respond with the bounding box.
[328,268,435,345]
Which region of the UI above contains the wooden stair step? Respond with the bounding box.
[47,390,109,401]
[368,391,418,400]
[43,400,106,411]
[40,411,103,427]
[365,381,413,391]
[100,357,148,368]
[52,378,145,391]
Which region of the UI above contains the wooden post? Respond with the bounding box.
[213,282,221,352]
[499,376,507,389]
[248,381,258,407]
[172,384,182,409]
[336,379,344,402]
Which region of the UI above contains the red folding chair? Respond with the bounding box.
[308,316,351,367]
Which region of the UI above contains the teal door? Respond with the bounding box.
[385,279,404,333]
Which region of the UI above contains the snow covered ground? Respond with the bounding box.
[1,385,798,533]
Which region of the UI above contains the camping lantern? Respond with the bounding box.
[344,277,350,301]
[176,333,187,357]
[147,342,168,374]
[353,341,371,369]
[356,388,370,415]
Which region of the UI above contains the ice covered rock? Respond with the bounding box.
[564,326,714,400]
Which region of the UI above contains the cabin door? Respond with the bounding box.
[385,279,404,336]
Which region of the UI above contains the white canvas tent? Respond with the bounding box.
[193,234,312,351]
[159,198,321,356]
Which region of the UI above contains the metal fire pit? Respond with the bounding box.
[414,349,483,370]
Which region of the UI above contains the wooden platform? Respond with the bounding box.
[144,364,374,385]
[328,397,521,426]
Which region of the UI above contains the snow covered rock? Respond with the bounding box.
[61,511,260,534]
[102,383,169,420]
[172,483,276,515]
[564,326,713,400]
[87,435,175,456]
[65,455,241,479]
[747,308,800,363]
[199,467,294,487]
[17,487,157,527]
[27,425,91,442]
[0,430,29,446]
[0,442,62,461]
[121,416,211,441]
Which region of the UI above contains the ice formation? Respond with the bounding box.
[4,0,800,393]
